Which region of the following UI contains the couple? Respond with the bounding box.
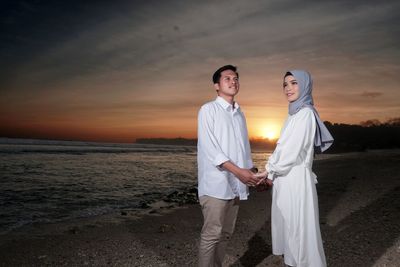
[197,65,334,267]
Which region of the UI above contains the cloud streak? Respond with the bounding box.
[361,91,383,98]
[0,0,399,141]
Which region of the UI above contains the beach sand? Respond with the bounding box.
[0,150,399,266]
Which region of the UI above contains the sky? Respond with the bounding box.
[1,0,399,142]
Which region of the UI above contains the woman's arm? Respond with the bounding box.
[266,108,316,179]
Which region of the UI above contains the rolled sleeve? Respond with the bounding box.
[198,105,231,166]
[214,152,230,167]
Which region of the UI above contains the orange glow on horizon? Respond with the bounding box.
[255,123,281,140]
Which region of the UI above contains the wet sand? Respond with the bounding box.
[0,150,399,266]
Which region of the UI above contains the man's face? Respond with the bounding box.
[214,69,239,98]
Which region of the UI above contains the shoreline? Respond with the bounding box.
[0,150,347,236]
[1,150,399,266]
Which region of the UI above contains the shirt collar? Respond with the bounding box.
[216,96,240,111]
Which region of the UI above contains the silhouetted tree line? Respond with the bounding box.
[325,117,400,153]
[248,138,277,151]
[136,117,400,153]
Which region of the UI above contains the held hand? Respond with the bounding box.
[262,178,273,187]
[254,171,273,187]
[255,178,273,191]
[236,168,261,187]
[221,161,262,187]
[255,171,267,181]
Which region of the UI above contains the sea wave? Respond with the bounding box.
[0,138,196,154]
[0,138,271,234]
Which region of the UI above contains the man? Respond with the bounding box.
[197,65,260,267]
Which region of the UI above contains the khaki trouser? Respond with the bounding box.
[198,195,240,267]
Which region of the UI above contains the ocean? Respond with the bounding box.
[0,138,271,234]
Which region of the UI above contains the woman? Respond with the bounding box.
[257,70,333,267]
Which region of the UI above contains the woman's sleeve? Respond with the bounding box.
[266,108,316,179]
[198,105,230,167]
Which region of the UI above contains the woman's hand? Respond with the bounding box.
[255,171,267,180]
[255,171,273,187]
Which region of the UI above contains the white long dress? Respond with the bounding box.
[266,107,326,267]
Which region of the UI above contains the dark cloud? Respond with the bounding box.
[361,91,383,98]
[0,0,400,139]
[2,0,399,90]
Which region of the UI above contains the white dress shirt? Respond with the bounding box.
[197,96,253,200]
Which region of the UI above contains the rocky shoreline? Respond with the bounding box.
[0,150,399,266]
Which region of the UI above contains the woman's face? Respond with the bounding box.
[283,75,300,102]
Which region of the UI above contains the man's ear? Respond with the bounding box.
[214,83,220,92]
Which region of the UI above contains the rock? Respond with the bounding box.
[158,224,175,233]
[163,187,199,205]
[67,227,80,234]
[138,201,150,209]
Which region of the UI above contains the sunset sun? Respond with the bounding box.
[264,130,277,140]
[259,124,280,140]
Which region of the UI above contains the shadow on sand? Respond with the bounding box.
[234,152,400,266]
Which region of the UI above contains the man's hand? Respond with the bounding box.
[235,168,262,187]
[221,161,261,187]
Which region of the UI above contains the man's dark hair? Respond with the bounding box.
[212,65,239,84]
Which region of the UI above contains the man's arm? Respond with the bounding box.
[221,161,261,187]
[198,105,260,186]
[198,106,230,166]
